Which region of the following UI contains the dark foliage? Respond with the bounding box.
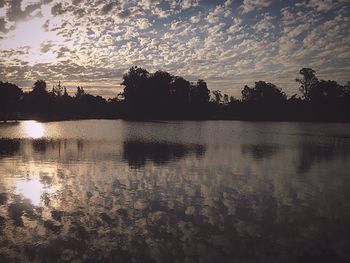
[0,81,23,121]
[19,81,122,121]
[296,68,318,100]
[121,66,210,118]
[0,67,349,122]
[241,81,287,103]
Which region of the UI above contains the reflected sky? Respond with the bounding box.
[0,120,350,262]
[15,178,44,206]
[7,161,59,207]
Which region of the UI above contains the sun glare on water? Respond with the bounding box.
[13,163,59,207]
[22,120,45,139]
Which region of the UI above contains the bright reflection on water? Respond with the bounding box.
[15,178,44,206]
[22,120,45,139]
[0,120,350,263]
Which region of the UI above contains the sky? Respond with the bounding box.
[0,0,349,98]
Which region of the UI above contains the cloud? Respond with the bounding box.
[179,0,199,9]
[190,12,201,24]
[206,5,227,24]
[168,0,199,10]
[117,9,131,18]
[40,41,54,53]
[136,18,152,29]
[240,0,273,14]
[0,0,349,98]
[253,13,274,32]
[6,0,42,21]
[0,18,8,33]
[101,1,119,15]
[302,0,348,12]
[51,2,67,16]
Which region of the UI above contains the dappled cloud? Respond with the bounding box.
[0,0,349,97]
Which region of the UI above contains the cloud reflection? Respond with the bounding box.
[15,178,44,206]
[1,121,350,262]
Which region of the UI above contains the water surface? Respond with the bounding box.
[1,120,350,263]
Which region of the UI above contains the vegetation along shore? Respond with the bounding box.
[1,67,349,122]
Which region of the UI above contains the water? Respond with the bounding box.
[0,120,350,263]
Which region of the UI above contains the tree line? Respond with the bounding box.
[1,66,349,121]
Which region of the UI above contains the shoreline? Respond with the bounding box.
[2,116,350,124]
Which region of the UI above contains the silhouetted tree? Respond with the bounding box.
[239,81,287,120]
[1,66,349,121]
[296,68,318,100]
[32,80,47,95]
[223,94,229,104]
[0,82,23,121]
[242,81,286,104]
[52,81,64,97]
[308,80,345,104]
[212,90,223,104]
[169,76,191,106]
[121,67,211,118]
[121,66,150,106]
[75,86,85,99]
[21,80,50,116]
[229,96,238,104]
[149,70,174,110]
[190,79,210,106]
[344,81,350,103]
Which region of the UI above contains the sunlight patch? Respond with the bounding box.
[22,120,45,139]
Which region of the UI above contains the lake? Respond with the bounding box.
[0,120,350,263]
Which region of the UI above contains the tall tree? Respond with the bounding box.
[121,66,150,104]
[149,70,173,105]
[169,76,191,105]
[212,90,223,104]
[52,81,64,97]
[32,80,47,95]
[296,68,319,100]
[190,79,210,106]
[241,81,286,103]
[75,86,85,99]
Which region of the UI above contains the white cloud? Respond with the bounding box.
[0,0,349,98]
[240,0,273,14]
[304,0,348,12]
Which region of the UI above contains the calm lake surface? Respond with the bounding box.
[1,120,350,263]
